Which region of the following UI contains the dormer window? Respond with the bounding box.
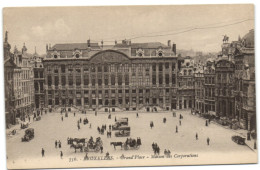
[75,54,80,58]
[156,49,164,57]
[54,55,57,58]
[136,48,144,57]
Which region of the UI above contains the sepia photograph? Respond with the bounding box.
[2,3,257,169]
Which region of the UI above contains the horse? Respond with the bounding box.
[70,142,84,153]
[110,142,123,150]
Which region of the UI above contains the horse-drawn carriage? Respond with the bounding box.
[115,126,130,137]
[232,135,246,145]
[112,118,128,130]
[69,138,86,152]
[123,138,141,150]
[21,123,29,129]
[21,128,34,142]
[84,137,103,152]
[83,118,89,125]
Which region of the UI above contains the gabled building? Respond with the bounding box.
[177,56,195,109]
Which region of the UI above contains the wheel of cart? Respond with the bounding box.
[123,143,129,150]
[95,145,101,152]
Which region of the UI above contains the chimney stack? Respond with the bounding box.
[172,43,176,55]
[168,40,171,47]
[87,39,90,47]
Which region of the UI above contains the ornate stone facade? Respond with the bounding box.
[43,40,178,111]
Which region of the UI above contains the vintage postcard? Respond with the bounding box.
[3,4,256,169]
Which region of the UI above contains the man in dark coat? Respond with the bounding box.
[60,151,63,159]
[41,148,45,157]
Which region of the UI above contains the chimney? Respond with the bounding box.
[87,39,90,47]
[172,43,176,54]
[101,40,103,48]
[46,44,48,52]
[115,40,117,45]
[168,40,171,47]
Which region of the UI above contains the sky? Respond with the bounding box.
[3,4,254,55]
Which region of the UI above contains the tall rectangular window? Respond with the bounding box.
[55,76,59,86]
[111,75,115,85]
[104,76,109,85]
[152,75,156,85]
[61,76,66,86]
[125,75,129,85]
[118,74,122,85]
[165,74,169,84]
[68,76,73,86]
[61,65,66,73]
[76,76,81,86]
[48,75,52,86]
[84,76,89,85]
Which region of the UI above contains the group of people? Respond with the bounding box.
[55,140,62,148]
[152,143,160,155]
[164,149,171,156]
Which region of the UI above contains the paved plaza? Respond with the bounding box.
[6,108,257,168]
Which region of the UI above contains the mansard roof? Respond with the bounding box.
[114,42,169,49]
[50,43,100,51]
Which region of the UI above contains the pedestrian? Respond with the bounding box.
[176,126,178,133]
[28,116,30,122]
[196,133,198,140]
[115,117,117,122]
[78,124,80,130]
[164,149,167,155]
[109,125,111,130]
[80,118,82,123]
[89,123,92,129]
[95,111,97,116]
[105,152,110,158]
[41,148,45,157]
[207,137,210,145]
[205,120,208,126]
[209,118,211,124]
[74,112,75,117]
[61,116,63,121]
[136,113,139,118]
[55,140,57,148]
[179,120,181,126]
[60,151,63,159]
[59,140,61,148]
[100,146,103,153]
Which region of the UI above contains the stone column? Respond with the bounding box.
[156,63,159,87]
[95,65,98,108]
